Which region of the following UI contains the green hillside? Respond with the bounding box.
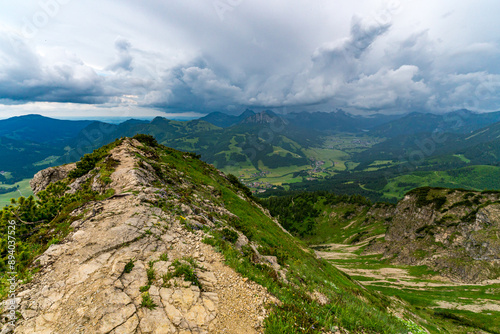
[261,190,500,333]
[382,165,500,200]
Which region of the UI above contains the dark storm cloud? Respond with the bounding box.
[0,33,108,104]
[1,0,500,117]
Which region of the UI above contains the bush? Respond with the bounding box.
[133,134,159,147]
[69,139,123,178]
[123,259,134,274]
[227,173,253,198]
[220,228,239,243]
[407,187,447,210]
[163,258,202,289]
[140,292,157,310]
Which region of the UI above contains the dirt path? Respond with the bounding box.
[436,300,500,313]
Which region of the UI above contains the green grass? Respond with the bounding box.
[382,165,500,200]
[220,134,383,191]
[0,139,123,300]
[33,155,59,167]
[0,136,470,332]
[314,234,500,334]
[367,284,500,333]
[263,186,500,333]
[453,154,471,163]
[0,179,33,207]
[140,292,157,310]
[130,139,414,332]
[162,258,202,289]
[303,147,350,171]
[322,249,500,333]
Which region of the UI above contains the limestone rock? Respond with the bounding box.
[8,139,273,334]
[29,163,75,194]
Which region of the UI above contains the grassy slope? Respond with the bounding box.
[1,137,421,333]
[152,142,415,333]
[325,250,500,334]
[382,165,500,201]
[304,201,387,246]
[262,192,500,333]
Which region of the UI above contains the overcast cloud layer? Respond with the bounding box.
[1,0,500,118]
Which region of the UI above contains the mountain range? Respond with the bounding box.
[1,136,497,333]
[2,109,500,201]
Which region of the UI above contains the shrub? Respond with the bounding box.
[133,134,159,147]
[163,258,202,289]
[69,139,123,178]
[407,187,446,210]
[123,259,134,274]
[220,228,239,243]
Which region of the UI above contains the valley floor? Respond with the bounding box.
[313,240,500,333]
[0,178,33,207]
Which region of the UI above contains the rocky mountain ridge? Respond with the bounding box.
[368,187,500,283]
[8,138,276,334]
[1,136,420,334]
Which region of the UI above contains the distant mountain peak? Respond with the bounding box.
[240,110,283,124]
[200,109,257,127]
[239,109,256,118]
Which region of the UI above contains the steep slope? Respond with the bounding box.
[372,187,500,283]
[0,136,420,334]
[263,189,500,283]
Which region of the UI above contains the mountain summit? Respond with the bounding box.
[1,136,426,333]
[240,110,285,125]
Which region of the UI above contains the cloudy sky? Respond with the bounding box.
[1,0,500,119]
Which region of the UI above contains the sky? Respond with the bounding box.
[1,0,500,119]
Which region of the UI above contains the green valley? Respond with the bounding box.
[260,189,500,333]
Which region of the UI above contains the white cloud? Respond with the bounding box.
[0,0,500,117]
[341,65,429,110]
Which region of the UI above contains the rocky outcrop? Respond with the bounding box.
[371,188,500,283]
[5,139,275,334]
[29,163,76,195]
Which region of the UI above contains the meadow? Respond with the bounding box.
[0,178,33,207]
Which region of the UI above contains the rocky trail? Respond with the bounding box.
[6,139,275,334]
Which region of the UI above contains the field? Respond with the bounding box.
[33,155,59,167]
[252,130,500,201]
[225,134,383,191]
[0,179,33,207]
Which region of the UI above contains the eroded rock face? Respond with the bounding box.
[7,139,274,334]
[29,163,76,195]
[375,189,500,283]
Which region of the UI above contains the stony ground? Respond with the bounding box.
[3,139,276,334]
